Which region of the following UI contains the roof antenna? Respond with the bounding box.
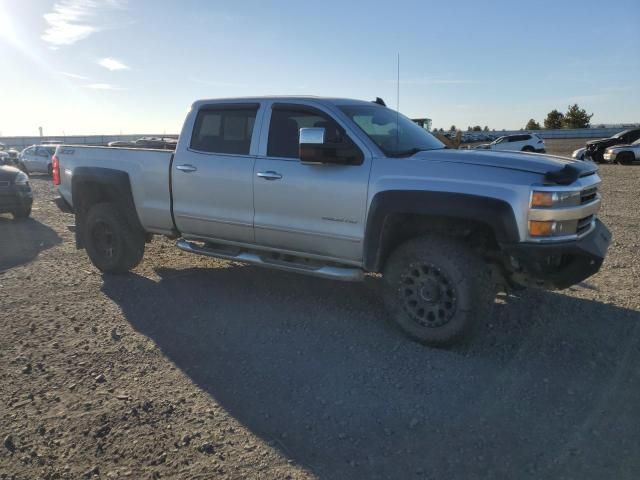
[396,53,400,148]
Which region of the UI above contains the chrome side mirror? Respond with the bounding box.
[299,127,325,145]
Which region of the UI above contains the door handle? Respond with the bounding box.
[256,171,282,180]
[176,164,197,173]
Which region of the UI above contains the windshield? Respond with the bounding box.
[339,104,444,156]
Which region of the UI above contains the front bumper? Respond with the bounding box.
[501,219,611,290]
[0,184,33,214]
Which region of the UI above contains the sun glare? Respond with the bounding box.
[0,5,19,46]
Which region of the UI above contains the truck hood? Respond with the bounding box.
[418,148,595,177]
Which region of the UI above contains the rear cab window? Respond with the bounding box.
[190,104,258,155]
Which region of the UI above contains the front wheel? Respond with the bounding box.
[383,236,495,346]
[617,152,634,165]
[83,202,145,273]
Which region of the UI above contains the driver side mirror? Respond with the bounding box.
[299,127,360,165]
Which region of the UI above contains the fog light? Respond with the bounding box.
[529,220,555,236]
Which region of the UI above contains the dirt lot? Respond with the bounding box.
[1,140,639,479]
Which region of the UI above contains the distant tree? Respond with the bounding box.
[450,125,457,132]
[439,127,444,133]
[467,126,472,131]
[562,104,594,129]
[472,125,482,131]
[483,126,489,132]
[544,109,564,129]
[525,118,541,130]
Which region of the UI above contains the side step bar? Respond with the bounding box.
[176,239,364,282]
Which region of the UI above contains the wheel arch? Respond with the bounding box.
[363,190,520,272]
[71,167,144,248]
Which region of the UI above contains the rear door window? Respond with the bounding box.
[190,105,258,155]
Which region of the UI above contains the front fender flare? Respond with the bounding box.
[363,190,520,272]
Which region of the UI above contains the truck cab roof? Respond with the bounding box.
[190,96,381,110]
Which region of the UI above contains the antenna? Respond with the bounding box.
[396,53,400,147]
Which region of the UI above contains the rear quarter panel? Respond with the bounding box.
[57,146,174,234]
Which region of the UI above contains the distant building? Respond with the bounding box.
[412,118,432,131]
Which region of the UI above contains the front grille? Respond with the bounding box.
[580,185,598,204]
[577,215,594,235]
[0,181,9,187]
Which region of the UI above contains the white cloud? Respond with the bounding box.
[41,0,127,47]
[97,57,129,71]
[59,71,89,80]
[85,83,123,90]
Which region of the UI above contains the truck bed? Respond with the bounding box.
[56,145,175,235]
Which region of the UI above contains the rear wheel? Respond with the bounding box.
[383,235,495,346]
[521,145,534,152]
[12,206,31,220]
[83,202,145,273]
[47,164,53,177]
[617,152,634,165]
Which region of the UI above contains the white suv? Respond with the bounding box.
[478,133,546,153]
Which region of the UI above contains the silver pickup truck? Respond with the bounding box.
[53,96,611,346]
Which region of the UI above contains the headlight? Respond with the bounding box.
[14,171,29,185]
[530,190,581,208]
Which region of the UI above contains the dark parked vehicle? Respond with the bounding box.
[107,137,178,150]
[585,128,640,163]
[0,165,33,219]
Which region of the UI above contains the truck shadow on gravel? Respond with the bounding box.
[102,265,640,480]
[0,216,61,272]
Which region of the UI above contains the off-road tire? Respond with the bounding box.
[83,202,145,273]
[618,152,634,165]
[12,206,31,220]
[383,235,495,346]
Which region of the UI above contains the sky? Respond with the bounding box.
[0,0,638,136]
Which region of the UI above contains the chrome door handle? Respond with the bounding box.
[256,171,282,180]
[176,164,197,173]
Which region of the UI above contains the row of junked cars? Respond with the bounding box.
[466,128,640,165]
[571,127,640,164]
[0,137,178,175]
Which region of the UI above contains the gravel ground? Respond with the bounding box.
[1,142,639,479]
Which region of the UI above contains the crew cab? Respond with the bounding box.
[53,97,611,346]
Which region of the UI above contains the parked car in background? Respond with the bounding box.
[19,145,56,175]
[571,147,587,161]
[603,139,640,165]
[0,165,32,219]
[0,143,10,166]
[475,133,545,153]
[584,128,640,163]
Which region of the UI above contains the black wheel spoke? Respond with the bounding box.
[400,263,458,328]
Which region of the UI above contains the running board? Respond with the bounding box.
[175,239,364,282]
